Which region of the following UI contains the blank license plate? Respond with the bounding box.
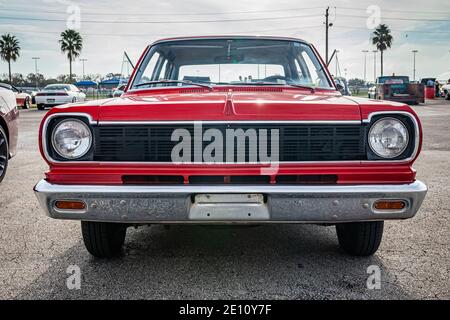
[189,194,269,220]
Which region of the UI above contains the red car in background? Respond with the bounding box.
[0,83,32,109]
[34,36,427,258]
[0,85,19,182]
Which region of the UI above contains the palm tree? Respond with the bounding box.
[59,29,83,82]
[0,34,21,83]
[372,24,393,76]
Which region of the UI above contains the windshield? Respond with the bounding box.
[131,38,333,90]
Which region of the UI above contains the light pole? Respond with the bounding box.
[325,7,330,64]
[372,50,377,83]
[362,50,369,83]
[335,50,340,76]
[80,58,87,79]
[412,50,418,81]
[32,57,40,89]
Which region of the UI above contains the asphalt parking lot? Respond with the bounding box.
[0,100,449,300]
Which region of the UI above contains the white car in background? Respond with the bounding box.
[441,84,450,100]
[35,84,86,110]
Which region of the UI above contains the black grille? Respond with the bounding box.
[93,124,367,162]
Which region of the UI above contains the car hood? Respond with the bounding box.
[97,89,363,121]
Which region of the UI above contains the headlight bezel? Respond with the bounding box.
[46,116,94,161]
[366,115,416,161]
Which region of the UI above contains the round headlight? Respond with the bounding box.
[52,119,92,159]
[368,117,409,159]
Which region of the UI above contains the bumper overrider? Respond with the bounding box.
[34,180,427,224]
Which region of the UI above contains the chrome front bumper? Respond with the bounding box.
[34,180,427,224]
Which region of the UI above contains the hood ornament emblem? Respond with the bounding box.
[224,89,234,116]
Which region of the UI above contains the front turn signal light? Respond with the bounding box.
[54,200,86,211]
[373,200,406,210]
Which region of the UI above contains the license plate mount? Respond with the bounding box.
[189,194,269,221]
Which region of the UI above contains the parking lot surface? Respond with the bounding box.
[0,100,449,299]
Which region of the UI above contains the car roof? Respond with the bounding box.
[151,35,309,45]
[378,76,409,79]
[0,83,12,89]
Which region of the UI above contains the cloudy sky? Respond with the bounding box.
[1,0,450,81]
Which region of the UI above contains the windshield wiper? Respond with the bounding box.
[237,81,316,93]
[134,80,213,90]
[285,83,316,92]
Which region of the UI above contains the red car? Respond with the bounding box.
[0,85,19,182]
[0,83,32,109]
[34,36,427,258]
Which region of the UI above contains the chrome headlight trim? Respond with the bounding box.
[51,118,93,159]
[368,117,410,159]
[362,111,420,163]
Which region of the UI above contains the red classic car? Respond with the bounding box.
[34,36,427,258]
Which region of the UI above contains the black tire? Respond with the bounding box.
[0,126,8,183]
[445,91,450,100]
[23,97,30,109]
[81,221,127,258]
[37,104,45,110]
[336,221,384,256]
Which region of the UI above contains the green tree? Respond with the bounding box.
[372,24,393,76]
[348,78,366,87]
[56,74,77,83]
[59,29,83,82]
[26,73,45,87]
[43,78,58,86]
[11,73,25,86]
[0,33,21,83]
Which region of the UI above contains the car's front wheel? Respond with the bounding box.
[81,221,127,258]
[336,221,384,256]
[0,126,8,183]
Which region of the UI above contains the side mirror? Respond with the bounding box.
[335,83,344,92]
